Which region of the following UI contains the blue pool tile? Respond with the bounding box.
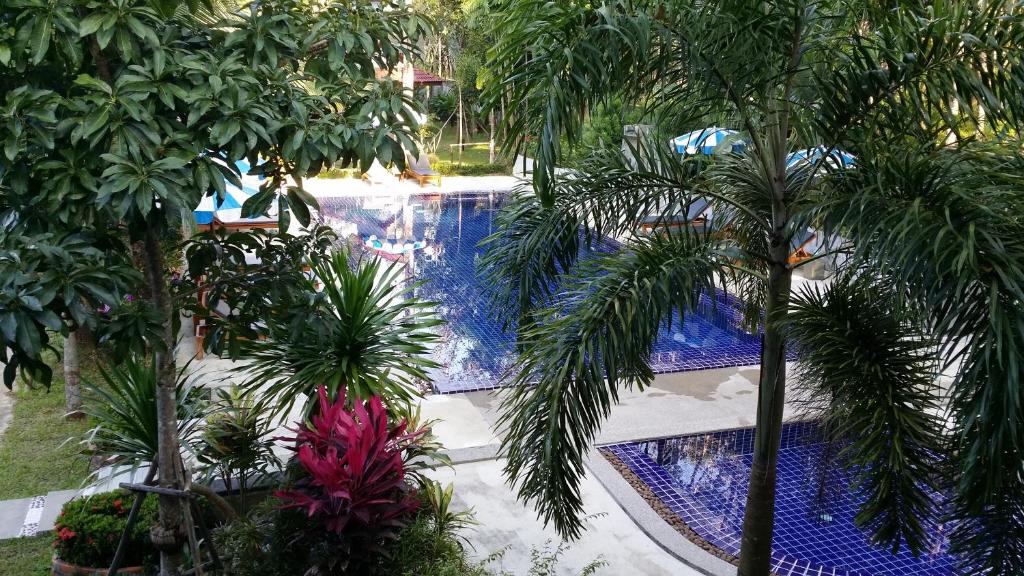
[604,422,959,576]
[319,193,769,394]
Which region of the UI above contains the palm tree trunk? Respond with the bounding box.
[458,85,465,160]
[489,108,496,164]
[737,254,792,576]
[140,226,185,576]
[62,330,84,420]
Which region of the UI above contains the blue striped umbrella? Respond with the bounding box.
[193,161,261,225]
[671,127,744,155]
[786,146,856,170]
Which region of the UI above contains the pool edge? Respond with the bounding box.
[586,449,735,576]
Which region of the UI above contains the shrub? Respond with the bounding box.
[53,490,158,569]
[379,513,493,576]
[433,160,510,176]
[197,387,281,514]
[81,356,205,477]
[273,386,427,573]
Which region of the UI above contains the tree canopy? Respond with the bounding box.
[0,0,430,386]
[482,1,1024,574]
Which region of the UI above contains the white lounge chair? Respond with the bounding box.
[362,159,398,185]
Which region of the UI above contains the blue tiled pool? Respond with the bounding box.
[318,193,763,393]
[604,422,957,576]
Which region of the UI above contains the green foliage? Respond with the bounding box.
[0,0,432,386]
[787,275,944,555]
[420,480,478,542]
[378,513,493,576]
[0,227,136,388]
[80,356,205,477]
[178,225,339,357]
[53,490,159,569]
[197,386,281,513]
[434,160,508,176]
[429,91,458,122]
[242,249,442,417]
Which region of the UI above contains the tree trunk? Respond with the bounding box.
[457,85,465,161]
[737,242,793,576]
[62,330,84,420]
[489,108,496,164]
[141,226,185,576]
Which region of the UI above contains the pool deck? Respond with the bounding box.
[416,365,803,576]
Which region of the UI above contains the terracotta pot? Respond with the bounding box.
[52,555,143,576]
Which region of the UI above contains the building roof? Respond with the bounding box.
[413,68,446,85]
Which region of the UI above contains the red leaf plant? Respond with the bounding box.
[275,386,425,540]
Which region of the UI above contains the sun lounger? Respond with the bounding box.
[639,199,710,233]
[788,228,818,264]
[402,151,442,187]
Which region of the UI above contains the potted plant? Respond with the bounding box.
[52,490,158,576]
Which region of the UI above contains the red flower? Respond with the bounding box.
[113,499,124,513]
[57,527,77,541]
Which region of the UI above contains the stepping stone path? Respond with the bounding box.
[0,489,79,539]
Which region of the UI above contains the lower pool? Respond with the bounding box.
[318,192,763,393]
[603,421,957,576]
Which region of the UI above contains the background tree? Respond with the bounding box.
[0,0,429,573]
[482,1,1024,575]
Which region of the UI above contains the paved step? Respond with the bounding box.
[0,497,32,539]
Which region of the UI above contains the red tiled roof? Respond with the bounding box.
[413,68,446,85]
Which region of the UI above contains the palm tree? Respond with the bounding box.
[480,2,1024,575]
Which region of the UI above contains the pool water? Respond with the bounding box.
[318,192,763,393]
[604,422,958,576]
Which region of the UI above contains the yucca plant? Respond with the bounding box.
[421,480,478,545]
[81,356,205,479]
[197,386,281,514]
[243,249,443,419]
[482,1,1024,575]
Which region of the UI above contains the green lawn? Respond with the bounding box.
[0,371,93,500]
[0,535,52,576]
[312,126,512,178]
[429,128,510,175]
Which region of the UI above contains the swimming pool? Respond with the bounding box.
[603,421,957,576]
[318,192,763,393]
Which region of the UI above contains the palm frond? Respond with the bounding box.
[480,137,723,330]
[485,0,656,204]
[497,229,727,538]
[242,250,443,419]
[826,143,1024,574]
[814,1,1024,146]
[787,274,944,556]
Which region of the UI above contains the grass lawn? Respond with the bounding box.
[429,128,510,175]
[431,127,496,164]
[0,535,52,575]
[0,369,93,500]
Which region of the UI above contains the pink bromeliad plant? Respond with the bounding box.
[275,386,426,549]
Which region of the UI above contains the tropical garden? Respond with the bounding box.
[0,0,508,574]
[0,0,1022,575]
[481,1,1024,575]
